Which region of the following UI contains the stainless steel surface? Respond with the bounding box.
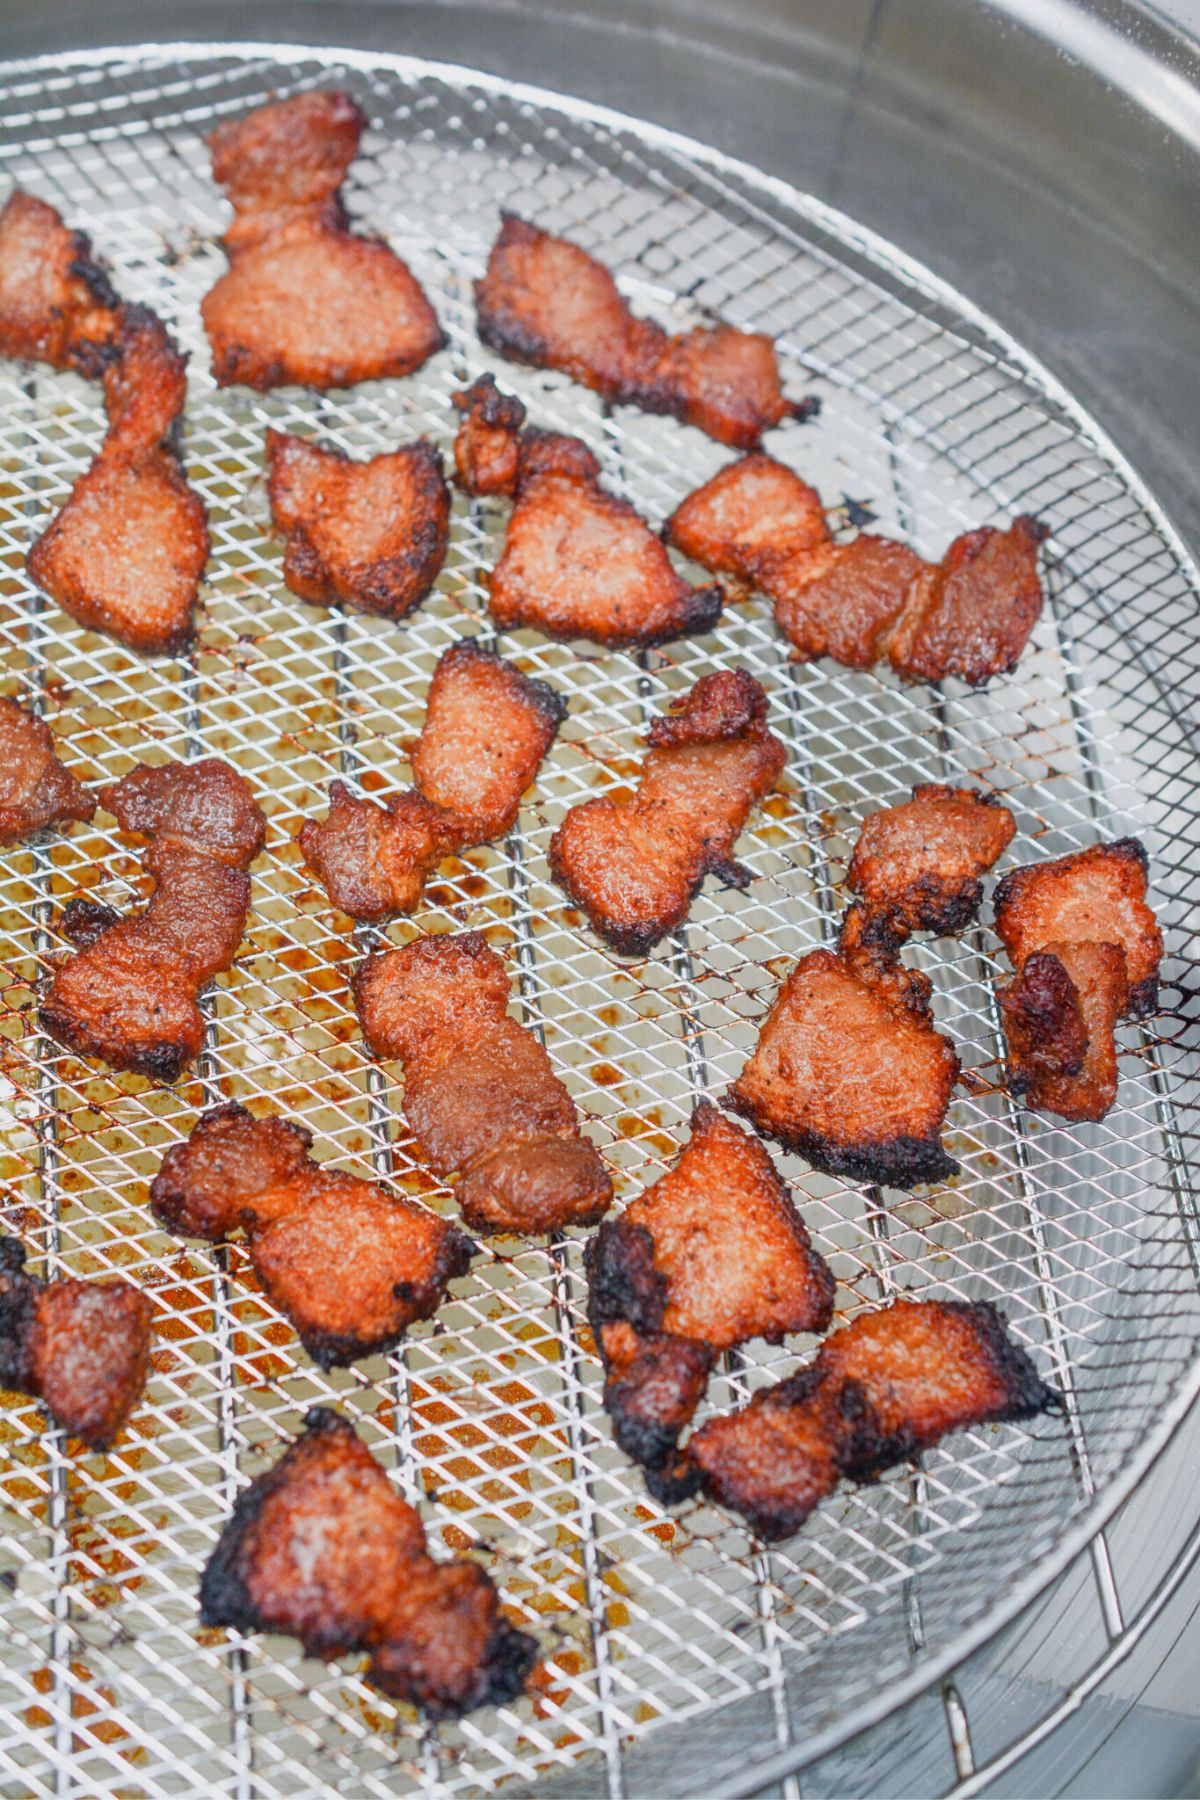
[0,33,1198,1800]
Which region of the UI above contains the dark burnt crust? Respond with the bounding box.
[584,1220,666,1338]
[603,1334,713,1470]
[546,855,702,960]
[456,1615,541,1717]
[723,1090,958,1190]
[38,994,195,1084]
[60,897,121,949]
[901,878,985,938]
[452,372,527,434]
[643,1453,703,1508]
[0,1238,37,1395]
[438,639,568,735]
[997,953,1086,1092]
[294,1224,474,1370]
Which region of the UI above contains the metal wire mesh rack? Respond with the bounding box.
[0,40,1197,1800]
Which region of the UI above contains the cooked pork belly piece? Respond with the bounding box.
[353,932,613,1235]
[201,1407,538,1715]
[549,670,784,956]
[151,1103,472,1366]
[0,1237,151,1449]
[728,945,960,1189]
[0,193,209,655]
[0,696,94,845]
[266,429,450,620]
[299,641,564,921]
[40,758,265,1081]
[586,1102,834,1468]
[201,92,444,390]
[453,376,723,648]
[675,1298,1058,1540]
[474,214,817,449]
[667,455,1049,683]
[846,785,1016,937]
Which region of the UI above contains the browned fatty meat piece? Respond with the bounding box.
[549,670,785,957]
[997,940,1126,1123]
[266,429,450,620]
[0,696,94,845]
[0,1238,152,1449]
[886,515,1050,686]
[678,1298,1059,1541]
[200,1407,539,1715]
[993,838,1162,1017]
[453,374,723,647]
[728,945,960,1189]
[151,1103,473,1367]
[0,196,210,656]
[846,784,1016,937]
[586,1101,834,1468]
[201,92,445,391]
[299,642,565,922]
[353,932,613,1236]
[474,214,817,449]
[39,758,265,1081]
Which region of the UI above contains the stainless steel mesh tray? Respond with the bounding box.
[0,41,1197,1800]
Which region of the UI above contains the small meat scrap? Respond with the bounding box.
[40,758,265,1081]
[151,1103,472,1366]
[549,670,785,956]
[586,1102,834,1470]
[201,1407,538,1715]
[0,1237,151,1449]
[0,695,94,845]
[728,945,960,1189]
[266,429,449,620]
[675,1298,1059,1541]
[452,375,723,648]
[993,839,1162,1122]
[667,455,1050,684]
[475,214,817,449]
[0,193,209,655]
[846,784,1016,938]
[353,932,613,1235]
[201,91,445,390]
[300,641,564,921]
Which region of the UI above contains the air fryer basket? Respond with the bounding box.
[0,40,1197,1800]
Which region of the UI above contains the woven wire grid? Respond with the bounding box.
[0,40,1197,1800]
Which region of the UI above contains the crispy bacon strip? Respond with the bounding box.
[846,784,1016,938]
[0,696,94,845]
[667,454,1049,683]
[201,1407,538,1715]
[201,92,445,390]
[586,1102,834,1469]
[474,214,817,449]
[669,1299,1059,1538]
[0,191,209,655]
[266,428,449,619]
[151,1103,472,1366]
[549,670,784,956]
[729,944,960,1189]
[453,376,723,648]
[0,1237,151,1449]
[353,932,613,1235]
[40,759,265,1081]
[299,641,565,921]
[992,839,1161,1121]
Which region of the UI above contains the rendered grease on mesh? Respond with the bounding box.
[0,1238,152,1449]
[549,668,785,955]
[0,190,209,655]
[663,1299,1062,1537]
[353,931,614,1235]
[200,1407,539,1716]
[994,839,1163,1121]
[201,91,446,390]
[475,215,819,449]
[299,640,566,921]
[40,759,266,1081]
[150,1103,473,1367]
[666,451,1050,684]
[586,1102,834,1472]
[0,695,94,845]
[453,374,724,647]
